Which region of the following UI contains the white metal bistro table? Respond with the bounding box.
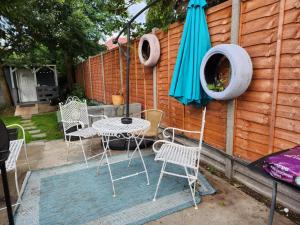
[92,117,151,197]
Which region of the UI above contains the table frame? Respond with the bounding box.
[93,118,150,197]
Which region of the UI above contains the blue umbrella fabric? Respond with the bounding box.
[169,0,212,106]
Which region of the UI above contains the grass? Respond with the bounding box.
[31,112,63,141]
[0,112,63,143]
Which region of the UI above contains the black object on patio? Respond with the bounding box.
[247,150,300,225]
[0,119,15,225]
[104,135,153,151]
[7,128,18,141]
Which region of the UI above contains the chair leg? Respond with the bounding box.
[66,135,71,161]
[79,137,88,167]
[90,135,96,151]
[184,167,198,209]
[153,161,167,201]
[126,138,131,158]
[103,136,112,157]
[97,136,109,175]
[23,141,31,170]
[96,152,105,176]
[14,168,21,204]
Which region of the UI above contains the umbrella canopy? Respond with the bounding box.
[169,0,212,106]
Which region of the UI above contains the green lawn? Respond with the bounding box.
[31,112,63,141]
[0,112,63,143]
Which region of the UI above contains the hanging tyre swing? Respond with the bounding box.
[200,44,253,100]
[138,34,160,67]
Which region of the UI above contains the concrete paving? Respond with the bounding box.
[28,129,41,134]
[23,126,37,131]
[0,139,296,225]
[21,122,35,127]
[31,133,46,138]
[20,120,31,124]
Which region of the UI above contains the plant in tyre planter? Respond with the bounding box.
[112,90,124,106]
[206,55,230,92]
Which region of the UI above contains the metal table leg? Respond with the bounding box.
[0,163,15,225]
[268,181,277,225]
[97,135,116,197]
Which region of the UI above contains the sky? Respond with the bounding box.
[102,1,147,44]
[128,1,147,24]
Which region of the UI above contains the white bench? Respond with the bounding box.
[0,124,30,210]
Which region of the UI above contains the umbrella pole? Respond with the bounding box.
[126,26,130,118]
[121,25,132,124]
[114,0,161,124]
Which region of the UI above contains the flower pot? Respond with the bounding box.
[112,95,124,105]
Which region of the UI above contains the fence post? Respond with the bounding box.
[152,28,158,109]
[268,0,285,154]
[81,62,86,89]
[88,56,93,99]
[225,0,241,179]
[100,53,106,103]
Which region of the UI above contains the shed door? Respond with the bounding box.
[17,69,37,102]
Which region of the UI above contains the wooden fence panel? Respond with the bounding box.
[155,29,170,127]
[83,61,91,99]
[235,0,279,161]
[273,0,300,151]
[74,0,300,162]
[90,55,101,102]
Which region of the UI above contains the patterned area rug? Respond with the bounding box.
[15,153,215,225]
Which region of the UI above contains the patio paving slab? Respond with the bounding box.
[31,133,46,138]
[28,129,41,134]
[21,122,35,127]
[20,119,32,124]
[0,139,297,225]
[24,126,37,131]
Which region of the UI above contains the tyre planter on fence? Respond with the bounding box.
[200,44,253,100]
[138,34,160,67]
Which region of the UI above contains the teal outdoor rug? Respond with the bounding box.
[15,153,215,225]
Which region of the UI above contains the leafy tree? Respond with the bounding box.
[144,0,227,33]
[0,0,137,86]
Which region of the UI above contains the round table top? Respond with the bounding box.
[92,117,150,136]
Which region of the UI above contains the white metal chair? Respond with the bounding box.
[0,124,30,211]
[152,107,206,209]
[59,96,107,166]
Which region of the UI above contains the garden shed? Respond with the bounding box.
[4,65,59,105]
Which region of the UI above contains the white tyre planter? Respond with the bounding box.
[200,44,253,100]
[138,34,160,67]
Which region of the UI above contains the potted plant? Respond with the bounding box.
[112,89,124,105]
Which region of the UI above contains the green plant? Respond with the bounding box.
[70,84,85,100]
[86,99,101,106]
[207,78,227,92]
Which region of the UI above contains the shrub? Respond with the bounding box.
[70,84,85,100]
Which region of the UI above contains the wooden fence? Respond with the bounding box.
[75,0,300,162]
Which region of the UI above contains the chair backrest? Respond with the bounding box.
[199,107,206,148]
[59,96,89,133]
[143,109,163,137]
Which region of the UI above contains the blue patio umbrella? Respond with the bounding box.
[169,0,212,106]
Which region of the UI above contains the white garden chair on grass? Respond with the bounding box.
[152,107,206,209]
[59,96,107,166]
